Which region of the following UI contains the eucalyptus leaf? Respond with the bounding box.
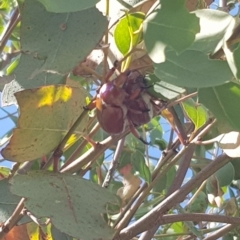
[199,82,240,131]
[154,49,233,88]
[37,0,98,13]
[144,0,200,63]
[10,171,118,240]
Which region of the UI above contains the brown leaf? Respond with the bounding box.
[3,225,29,240]
[224,198,237,216]
[117,166,141,206]
[72,49,104,77]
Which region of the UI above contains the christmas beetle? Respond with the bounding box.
[85,66,166,144]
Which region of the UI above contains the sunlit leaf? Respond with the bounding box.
[190,9,236,53]
[182,98,208,131]
[146,74,186,100]
[1,0,107,105]
[224,43,240,80]
[213,132,240,158]
[1,85,89,162]
[154,49,233,88]
[114,12,145,55]
[144,0,200,63]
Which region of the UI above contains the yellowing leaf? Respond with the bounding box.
[1,85,89,162]
[117,173,141,206]
[27,222,53,240]
[37,85,72,107]
[161,109,174,126]
[64,134,78,150]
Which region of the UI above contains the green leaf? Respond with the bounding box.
[1,85,89,162]
[3,1,107,105]
[186,191,208,213]
[0,179,30,225]
[222,234,234,240]
[199,82,240,131]
[207,162,234,191]
[119,151,132,169]
[20,0,107,73]
[181,98,208,131]
[152,173,167,194]
[131,151,151,183]
[51,225,72,240]
[233,44,240,80]
[143,0,200,63]
[190,9,236,53]
[154,49,233,88]
[231,158,240,180]
[37,0,98,13]
[18,0,107,79]
[165,165,177,190]
[224,43,240,80]
[147,74,186,100]
[114,12,145,55]
[0,167,10,178]
[171,222,183,234]
[10,171,118,240]
[5,55,20,75]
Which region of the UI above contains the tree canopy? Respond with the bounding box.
[0,0,240,239]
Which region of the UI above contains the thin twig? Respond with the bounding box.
[167,92,198,108]
[42,110,88,170]
[116,154,231,240]
[203,224,238,240]
[60,131,129,174]
[186,180,207,208]
[102,137,125,188]
[59,121,100,171]
[0,8,20,54]
[114,119,211,234]
[154,213,240,226]
[139,144,196,240]
[0,198,25,239]
[168,107,188,144]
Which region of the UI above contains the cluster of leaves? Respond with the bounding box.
[0,0,240,240]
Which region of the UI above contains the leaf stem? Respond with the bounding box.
[0,8,20,54]
[102,137,126,188]
[0,198,25,239]
[116,154,231,240]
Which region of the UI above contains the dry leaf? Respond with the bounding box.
[117,164,141,206]
[3,225,29,240]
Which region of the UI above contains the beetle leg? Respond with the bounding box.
[128,108,150,114]
[83,100,96,111]
[128,88,142,100]
[128,118,150,145]
[84,98,103,111]
[104,60,119,83]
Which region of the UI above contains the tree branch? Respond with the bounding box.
[115,153,231,240]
